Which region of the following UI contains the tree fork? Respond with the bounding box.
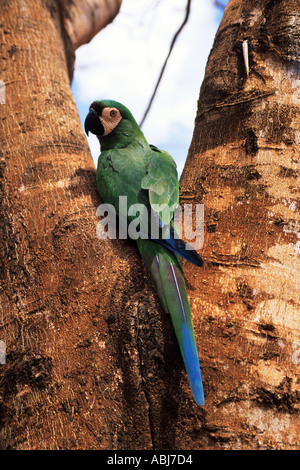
[0,0,299,451]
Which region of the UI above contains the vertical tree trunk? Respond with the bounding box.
[0,0,154,451]
[180,0,300,449]
[0,0,202,451]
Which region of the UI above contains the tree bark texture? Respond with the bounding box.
[0,0,156,451]
[180,0,300,449]
[0,0,299,451]
[64,0,123,49]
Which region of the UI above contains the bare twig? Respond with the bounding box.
[139,0,192,127]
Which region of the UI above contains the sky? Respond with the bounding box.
[72,0,226,175]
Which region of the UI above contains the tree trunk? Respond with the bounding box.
[0,0,299,451]
[180,0,300,450]
[0,0,153,451]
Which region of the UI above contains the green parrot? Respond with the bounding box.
[84,100,204,405]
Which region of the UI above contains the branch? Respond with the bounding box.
[139,0,192,127]
[63,0,122,49]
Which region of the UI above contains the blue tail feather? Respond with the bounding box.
[168,262,204,406]
[180,323,204,405]
[152,224,203,267]
[156,237,203,267]
[136,238,205,406]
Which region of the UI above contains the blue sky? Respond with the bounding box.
[72,0,226,175]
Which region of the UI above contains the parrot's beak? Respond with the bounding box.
[84,108,104,136]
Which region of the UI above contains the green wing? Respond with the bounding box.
[141,145,179,225]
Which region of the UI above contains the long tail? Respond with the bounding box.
[137,238,204,406]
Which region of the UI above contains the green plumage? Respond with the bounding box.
[96,101,178,226]
[85,99,204,405]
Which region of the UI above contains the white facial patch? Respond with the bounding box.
[100,107,122,136]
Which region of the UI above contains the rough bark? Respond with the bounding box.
[180,0,300,449]
[63,0,122,49]
[0,0,299,451]
[0,0,152,451]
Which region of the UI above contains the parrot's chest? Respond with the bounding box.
[96,148,147,211]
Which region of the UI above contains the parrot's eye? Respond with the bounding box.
[99,106,122,136]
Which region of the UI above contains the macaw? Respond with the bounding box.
[84,100,204,405]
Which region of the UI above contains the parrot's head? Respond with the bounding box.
[84,99,139,141]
